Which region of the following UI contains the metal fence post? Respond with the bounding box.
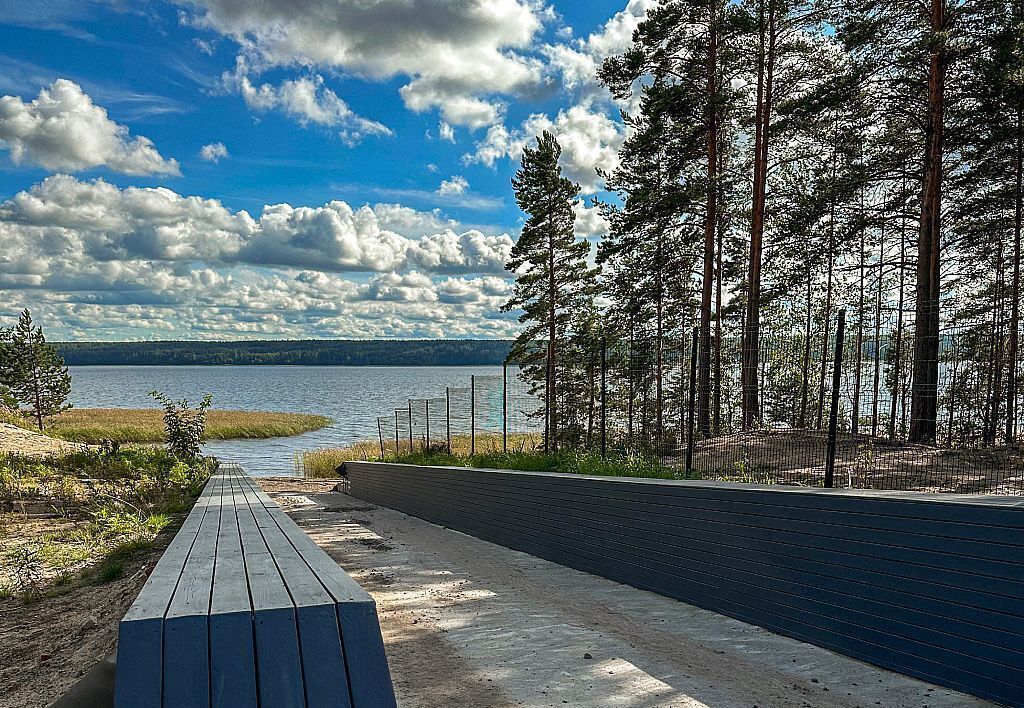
[601,333,607,458]
[407,400,413,452]
[425,399,430,449]
[825,308,847,488]
[394,409,399,453]
[470,375,476,456]
[686,326,699,472]
[377,417,385,459]
[503,362,508,453]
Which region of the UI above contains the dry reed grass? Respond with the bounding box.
[45,408,331,443]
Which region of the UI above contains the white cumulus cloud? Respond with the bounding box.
[0,79,180,175]
[573,201,610,238]
[466,103,624,193]
[199,141,229,162]
[543,0,654,96]
[0,175,522,339]
[437,175,469,196]
[184,0,550,127]
[0,174,513,275]
[234,72,391,145]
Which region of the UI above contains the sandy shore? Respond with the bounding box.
[0,423,88,457]
[0,538,167,708]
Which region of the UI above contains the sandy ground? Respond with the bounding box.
[258,477,993,708]
[689,429,1023,494]
[0,422,88,457]
[0,539,166,708]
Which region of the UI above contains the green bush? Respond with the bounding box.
[0,447,215,597]
[150,391,212,461]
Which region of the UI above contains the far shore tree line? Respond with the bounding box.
[506,0,1024,451]
[0,309,72,431]
[1,308,213,457]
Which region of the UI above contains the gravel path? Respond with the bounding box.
[0,423,87,457]
[258,478,993,708]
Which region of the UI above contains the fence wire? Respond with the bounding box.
[374,311,1023,495]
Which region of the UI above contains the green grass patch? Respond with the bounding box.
[43,408,331,443]
[0,447,215,598]
[300,434,697,482]
[386,446,697,480]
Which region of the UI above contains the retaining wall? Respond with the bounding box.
[346,461,1024,706]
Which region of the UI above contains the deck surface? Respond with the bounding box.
[114,465,395,708]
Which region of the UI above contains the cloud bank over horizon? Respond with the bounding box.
[0,0,633,340]
[0,173,519,339]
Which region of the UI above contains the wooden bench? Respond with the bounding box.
[114,465,396,708]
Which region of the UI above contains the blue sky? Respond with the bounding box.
[0,0,647,340]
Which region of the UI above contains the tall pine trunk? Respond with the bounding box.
[910,0,946,443]
[890,176,909,439]
[713,126,726,435]
[656,229,665,452]
[547,220,558,453]
[1007,108,1023,444]
[853,211,866,435]
[698,3,719,436]
[818,146,837,430]
[742,0,775,429]
[872,225,885,437]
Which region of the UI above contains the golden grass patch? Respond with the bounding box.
[46,408,332,443]
[298,432,542,478]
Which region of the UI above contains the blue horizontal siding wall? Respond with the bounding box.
[346,462,1024,707]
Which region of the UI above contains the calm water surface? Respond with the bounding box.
[68,365,502,476]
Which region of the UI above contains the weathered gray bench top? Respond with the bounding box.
[114,464,396,708]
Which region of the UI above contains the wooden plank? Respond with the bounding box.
[241,477,396,708]
[240,479,371,603]
[235,477,306,708]
[114,473,223,708]
[334,601,398,708]
[209,474,258,708]
[162,473,225,708]
[235,475,352,708]
[297,603,354,708]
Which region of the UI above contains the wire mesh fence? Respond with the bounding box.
[374,309,1024,495]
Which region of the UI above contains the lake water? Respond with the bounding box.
[68,365,504,476]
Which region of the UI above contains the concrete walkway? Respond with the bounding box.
[258,478,994,708]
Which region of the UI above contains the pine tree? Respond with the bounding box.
[839,0,987,442]
[504,132,598,452]
[0,324,16,413]
[954,0,1024,442]
[600,0,742,436]
[8,309,72,430]
[597,81,702,451]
